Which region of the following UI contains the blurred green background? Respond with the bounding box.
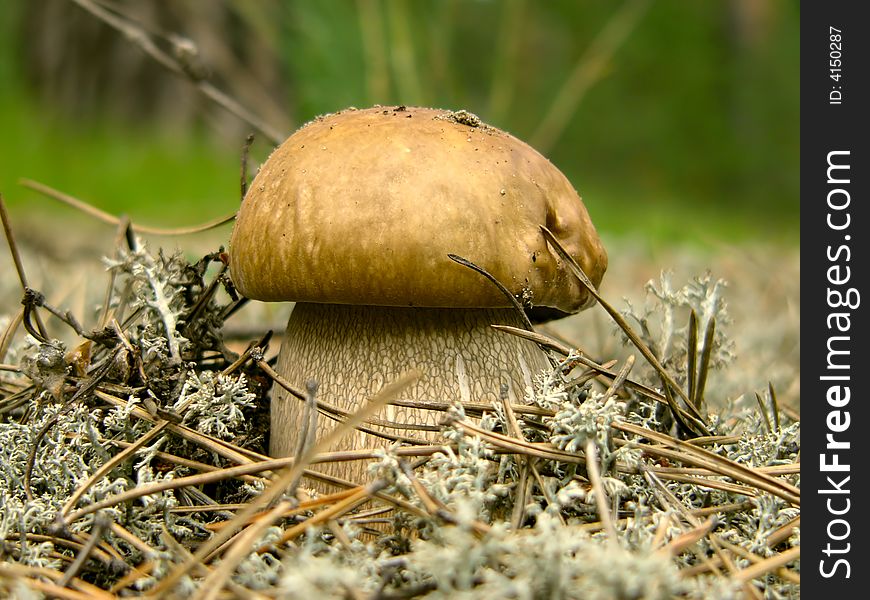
[1,0,799,245]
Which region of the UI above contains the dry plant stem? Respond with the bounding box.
[452,417,587,465]
[500,386,531,529]
[584,440,618,545]
[220,332,273,377]
[264,484,380,551]
[540,226,709,432]
[1,193,48,338]
[105,439,262,484]
[57,513,111,587]
[60,420,171,516]
[388,395,553,419]
[732,546,801,584]
[769,382,781,431]
[447,254,536,333]
[18,532,118,572]
[23,288,86,337]
[149,371,420,597]
[615,421,800,505]
[656,516,716,557]
[67,0,286,145]
[0,307,24,364]
[95,389,262,464]
[640,468,740,585]
[287,380,321,498]
[602,354,635,399]
[66,440,450,525]
[194,500,295,600]
[19,179,237,235]
[0,564,114,600]
[182,261,228,337]
[493,324,695,421]
[207,488,362,532]
[400,460,492,535]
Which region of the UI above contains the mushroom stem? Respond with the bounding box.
[271,303,551,485]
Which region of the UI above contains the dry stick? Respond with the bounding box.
[288,380,321,499]
[389,395,553,419]
[148,371,420,598]
[20,288,87,338]
[0,307,24,363]
[20,179,236,236]
[564,359,619,392]
[539,226,709,433]
[492,324,699,424]
[94,388,263,465]
[107,531,160,594]
[453,417,585,465]
[0,563,115,600]
[656,517,717,557]
[220,332,273,377]
[206,488,361,532]
[97,216,133,329]
[584,440,618,545]
[1,193,49,338]
[68,0,286,145]
[602,354,635,399]
[399,460,492,536]
[681,528,799,581]
[20,531,120,573]
[732,546,801,584]
[500,384,533,529]
[261,484,380,552]
[194,500,296,600]
[181,261,228,337]
[66,442,449,525]
[60,421,171,517]
[754,391,773,434]
[640,467,741,587]
[498,383,564,525]
[615,421,800,506]
[57,513,111,588]
[447,254,536,333]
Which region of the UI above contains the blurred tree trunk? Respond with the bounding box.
[21,0,293,141]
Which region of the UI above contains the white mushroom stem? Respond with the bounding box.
[271,303,551,485]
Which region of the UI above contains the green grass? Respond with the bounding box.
[2,88,796,247]
[1,1,799,248]
[1,92,242,227]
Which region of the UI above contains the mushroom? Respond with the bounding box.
[229,106,607,485]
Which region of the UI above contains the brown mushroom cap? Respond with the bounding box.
[229,106,607,315]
